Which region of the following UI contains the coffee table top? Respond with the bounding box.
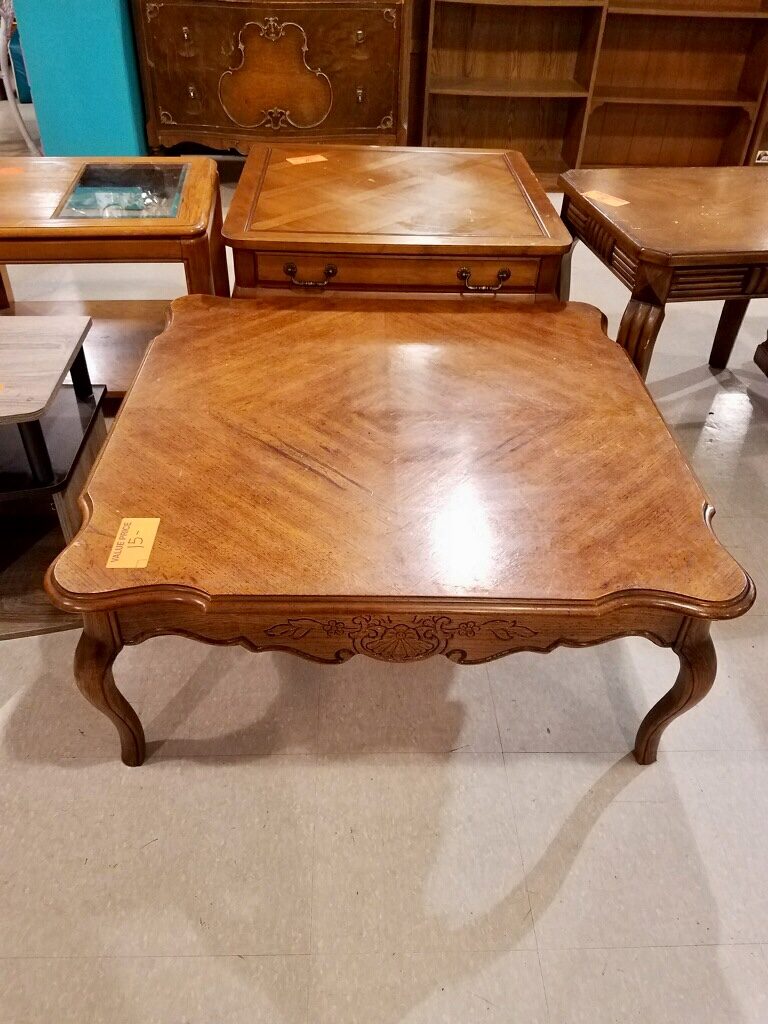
[223,145,571,256]
[46,296,750,619]
[560,166,768,266]
[0,156,218,240]
[0,316,91,423]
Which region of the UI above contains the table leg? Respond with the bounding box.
[0,265,14,311]
[183,236,215,296]
[557,242,574,302]
[617,298,666,379]
[53,408,107,541]
[633,618,715,764]
[209,189,230,298]
[182,192,230,297]
[69,347,94,400]
[709,298,750,370]
[18,420,54,484]
[74,612,146,766]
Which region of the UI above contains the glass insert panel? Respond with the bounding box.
[57,163,188,219]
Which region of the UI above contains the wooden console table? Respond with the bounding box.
[224,145,571,296]
[559,166,768,378]
[45,296,753,766]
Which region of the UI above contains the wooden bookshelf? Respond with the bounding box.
[420,0,768,186]
[747,62,768,159]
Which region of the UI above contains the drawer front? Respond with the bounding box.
[251,253,541,292]
[137,0,401,139]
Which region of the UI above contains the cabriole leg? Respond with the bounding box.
[74,612,145,766]
[634,618,715,765]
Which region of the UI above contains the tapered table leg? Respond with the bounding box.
[709,298,750,370]
[74,612,145,766]
[634,618,716,764]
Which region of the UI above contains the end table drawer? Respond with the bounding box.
[252,253,541,293]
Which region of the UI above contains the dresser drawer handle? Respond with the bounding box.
[283,262,338,288]
[457,267,511,293]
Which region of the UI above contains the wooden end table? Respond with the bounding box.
[1,316,106,541]
[45,296,753,767]
[223,145,571,296]
[559,167,768,378]
[0,157,229,391]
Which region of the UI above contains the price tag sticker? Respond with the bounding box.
[583,189,629,208]
[106,517,160,569]
[286,154,328,166]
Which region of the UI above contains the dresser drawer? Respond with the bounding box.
[243,253,541,293]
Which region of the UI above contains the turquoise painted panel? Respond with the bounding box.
[13,0,147,156]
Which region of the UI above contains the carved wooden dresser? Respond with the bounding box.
[132,0,408,150]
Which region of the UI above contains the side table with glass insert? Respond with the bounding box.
[0,156,229,395]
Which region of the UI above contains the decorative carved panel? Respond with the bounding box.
[132,0,405,149]
[219,19,333,131]
[265,614,538,661]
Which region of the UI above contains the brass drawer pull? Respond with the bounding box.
[457,267,511,292]
[283,262,338,288]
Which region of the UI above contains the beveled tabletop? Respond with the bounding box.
[0,156,218,239]
[560,166,768,265]
[223,145,571,255]
[47,296,749,618]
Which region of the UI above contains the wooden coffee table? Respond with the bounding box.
[224,145,571,296]
[45,296,754,766]
[559,166,768,378]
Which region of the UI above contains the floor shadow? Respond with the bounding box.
[0,631,749,1021]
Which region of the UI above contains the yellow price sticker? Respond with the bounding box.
[583,189,629,208]
[286,154,328,166]
[106,517,160,569]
